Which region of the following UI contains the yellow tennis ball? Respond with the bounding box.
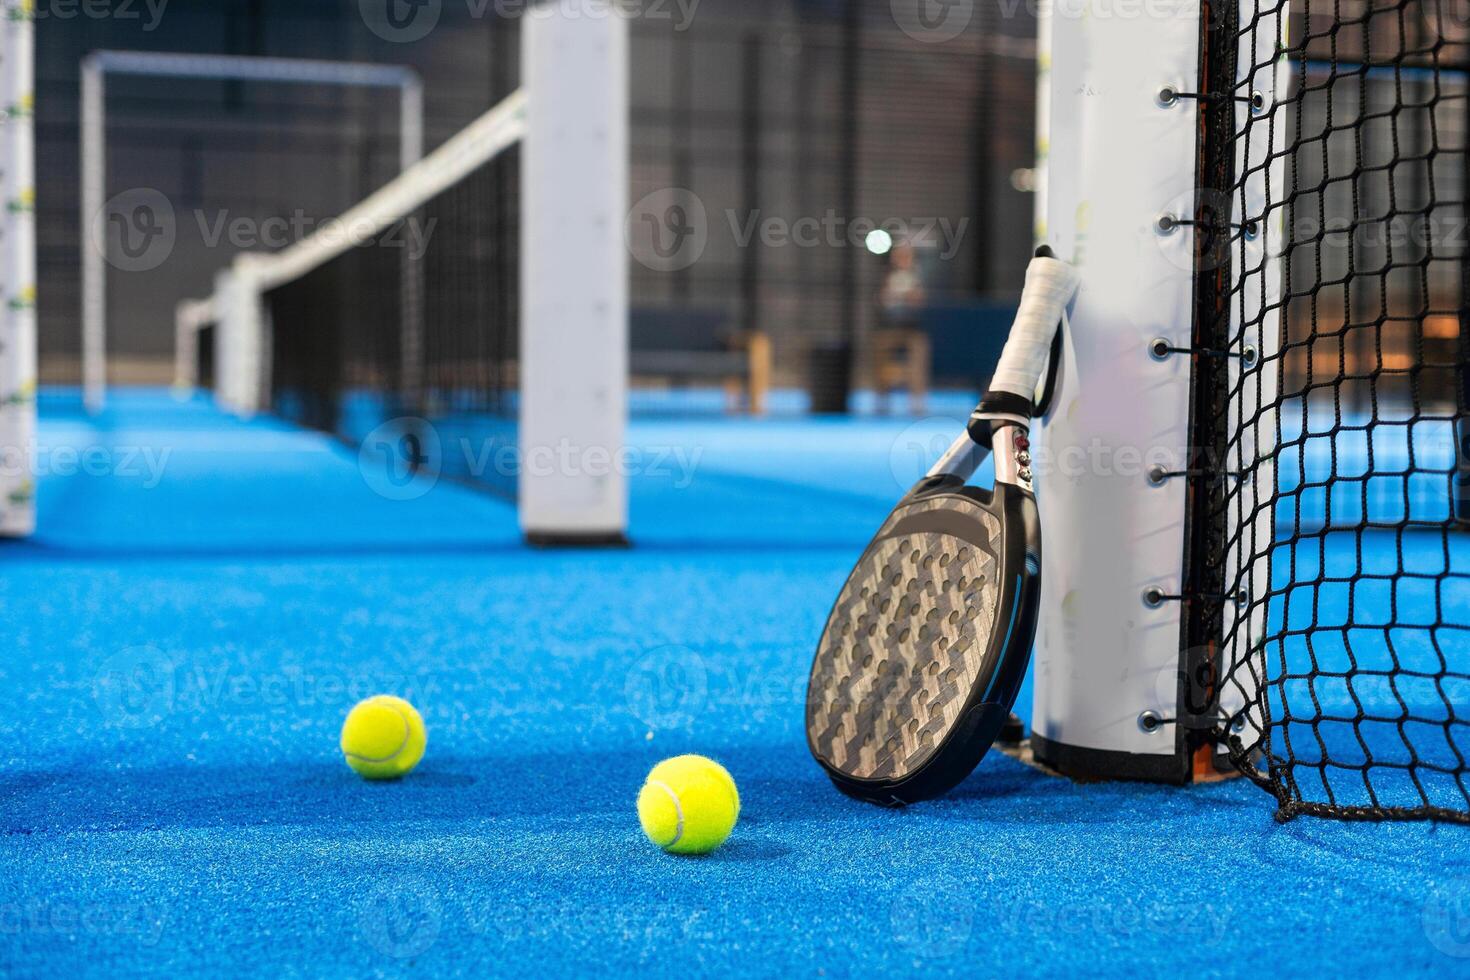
[339,695,426,779]
[637,754,739,855]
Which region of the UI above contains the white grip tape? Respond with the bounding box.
[988,255,1081,401]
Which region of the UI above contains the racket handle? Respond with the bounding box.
[984,252,1080,409]
[930,251,1078,484]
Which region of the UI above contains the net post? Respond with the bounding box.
[216,259,267,419]
[80,54,105,415]
[519,1,630,545]
[173,296,219,399]
[399,72,424,174]
[173,300,201,396]
[0,4,35,537]
[215,267,242,415]
[398,74,425,417]
[1030,0,1217,781]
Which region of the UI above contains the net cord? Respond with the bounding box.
[240,89,527,293]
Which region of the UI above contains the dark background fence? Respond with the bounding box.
[35,0,1038,388]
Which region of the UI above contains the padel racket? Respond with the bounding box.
[805,247,1079,806]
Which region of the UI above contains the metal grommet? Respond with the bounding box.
[1142,586,1166,608]
[1249,90,1266,113]
[1242,219,1260,241]
[1148,338,1172,361]
[1138,710,1163,734]
[1157,85,1179,108]
[1233,588,1250,608]
[1231,714,1248,733]
[1241,344,1259,367]
[1147,464,1168,487]
[1156,213,1179,235]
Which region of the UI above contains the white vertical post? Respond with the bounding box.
[235,263,266,417]
[216,260,267,418]
[173,296,217,396]
[174,301,200,395]
[398,75,425,415]
[80,56,105,415]
[0,0,35,537]
[520,1,629,544]
[400,75,424,174]
[1029,2,1205,780]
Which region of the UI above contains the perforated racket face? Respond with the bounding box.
[806,495,1002,783]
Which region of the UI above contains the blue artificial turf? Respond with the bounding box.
[3,390,1468,977]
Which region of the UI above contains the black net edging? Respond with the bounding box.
[1197,0,1470,821]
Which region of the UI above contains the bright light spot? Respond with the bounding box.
[865,229,893,255]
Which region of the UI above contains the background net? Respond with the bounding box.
[195,322,216,393]
[267,134,519,496]
[626,10,1036,385]
[1202,0,1470,820]
[38,5,1038,402]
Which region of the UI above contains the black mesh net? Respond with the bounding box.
[195,322,216,393]
[1196,0,1470,821]
[267,147,519,495]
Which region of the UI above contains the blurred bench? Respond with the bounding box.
[871,329,930,413]
[631,308,771,414]
[869,299,1018,412]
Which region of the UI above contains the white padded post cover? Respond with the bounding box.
[1031,0,1205,777]
[519,2,629,541]
[0,5,35,537]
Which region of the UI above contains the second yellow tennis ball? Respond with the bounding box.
[340,695,426,779]
[637,754,739,854]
